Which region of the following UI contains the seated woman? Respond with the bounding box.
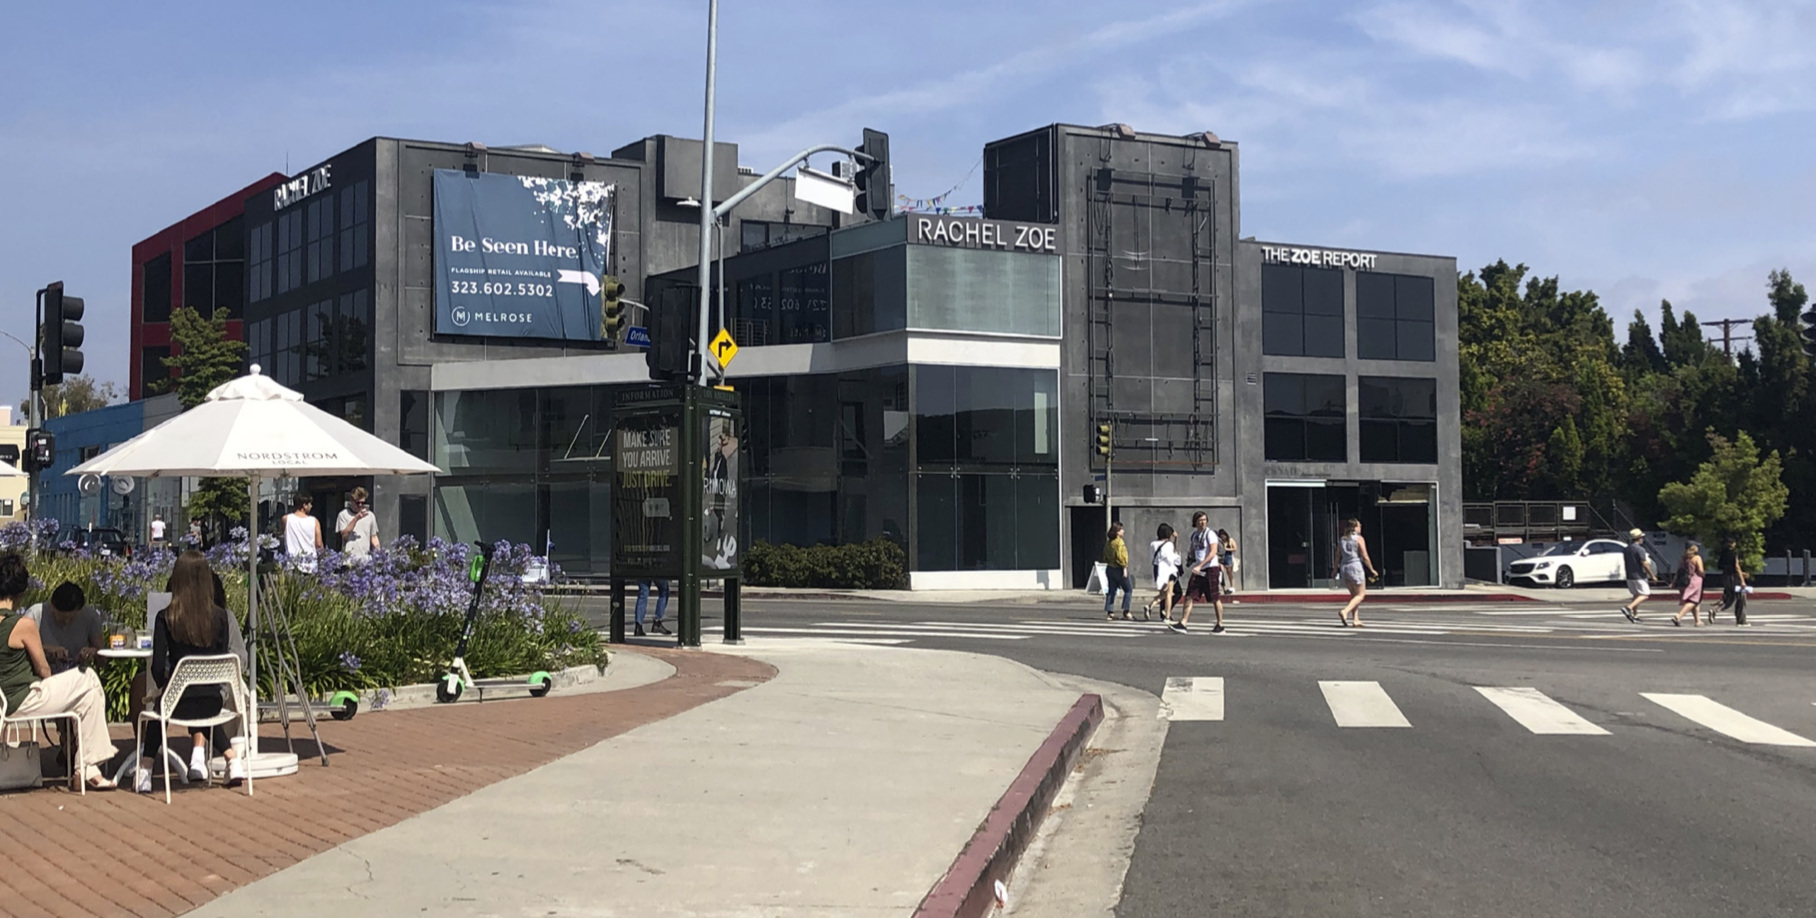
[0,552,117,790]
[136,550,246,792]
[26,582,105,675]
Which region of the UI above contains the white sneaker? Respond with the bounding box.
[226,757,246,787]
[135,768,152,794]
[189,750,209,782]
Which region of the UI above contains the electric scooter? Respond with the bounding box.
[435,540,554,703]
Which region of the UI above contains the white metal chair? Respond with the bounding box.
[0,688,82,794]
[135,653,254,803]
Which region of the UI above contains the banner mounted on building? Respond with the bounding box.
[432,169,615,341]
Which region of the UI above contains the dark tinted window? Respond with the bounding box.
[1357,272,1435,361]
[1358,376,1438,463]
[1264,373,1347,462]
[1262,264,1344,358]
[142,254,172,323]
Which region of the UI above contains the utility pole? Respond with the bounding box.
[694,0,720,388]
[1700,318,1752,358]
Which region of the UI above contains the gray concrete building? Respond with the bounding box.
[170,122,1459,589]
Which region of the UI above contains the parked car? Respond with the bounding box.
[1505,539,1629,588]
[62,527,132,559]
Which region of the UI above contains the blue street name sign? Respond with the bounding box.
[625,326,651,348]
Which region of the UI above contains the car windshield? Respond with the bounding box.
[1539,541,1588,556]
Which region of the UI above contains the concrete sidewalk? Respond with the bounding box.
[184,642,1084,917]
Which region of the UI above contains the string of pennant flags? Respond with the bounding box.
[895,157,983,214]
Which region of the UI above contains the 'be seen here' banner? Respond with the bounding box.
[432,169,615,341]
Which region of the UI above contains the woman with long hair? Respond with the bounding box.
[137,550,245,792]
[1671,543,1706,627]
[1332,519,1378,627]
[1146,523,1182,623]
[1102,522,1134,621]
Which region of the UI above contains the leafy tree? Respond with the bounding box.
[1620,309,1666,375]
[1658,430,1788,572]
[163,307,247,410]
[23,375,121,420]
[163,307,250,537]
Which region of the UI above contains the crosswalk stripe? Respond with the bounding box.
[723,627,1031,641]
[1475,687,1610,735]
[1319,681,1412,728]
[1640,693,1816,746]
[1160,677,1224,721]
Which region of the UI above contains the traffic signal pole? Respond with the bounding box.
[25,288,43,523]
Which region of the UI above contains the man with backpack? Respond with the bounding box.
[1174,512,1226,634]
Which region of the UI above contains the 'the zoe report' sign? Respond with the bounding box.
[1260,245,1379,270]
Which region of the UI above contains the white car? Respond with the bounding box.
[1506,539,1629,588]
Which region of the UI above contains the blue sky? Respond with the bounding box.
[2,0,1813,410]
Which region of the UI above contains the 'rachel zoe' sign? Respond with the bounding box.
[913,217,1057,253]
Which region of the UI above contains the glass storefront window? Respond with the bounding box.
[905,247,1060,336]
[912,366,1059,571]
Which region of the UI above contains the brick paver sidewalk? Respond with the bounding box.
[0,648,774,918]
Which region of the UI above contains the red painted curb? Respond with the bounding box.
[914,693,1105,918]
[1223,592,1538,604]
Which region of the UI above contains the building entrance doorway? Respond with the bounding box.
[1267,481,1436,588]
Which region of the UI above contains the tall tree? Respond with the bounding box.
[1657,430,1788,572]
[21,375,121,419]
[163,307,247,409]
[163,307,250,535]
[1620,309,1666,376]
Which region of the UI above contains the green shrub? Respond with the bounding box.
[3,529,606,721]
[743,538,907,590]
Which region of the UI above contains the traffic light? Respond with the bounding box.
[1095,423,1112,458]
[856,128,890,221]
[1802,309,1816,359]
[42,281,85,385]
[646,285,695,382]
[600,275,627,347]
[21,429,53,473]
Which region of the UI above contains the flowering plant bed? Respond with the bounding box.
[1,521,606,721]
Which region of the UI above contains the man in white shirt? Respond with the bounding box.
[149,514,166,548]
[335,486,380,562]
[284,493,324,573]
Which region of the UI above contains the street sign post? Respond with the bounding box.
[710,328,739,371]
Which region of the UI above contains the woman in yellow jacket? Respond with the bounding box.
[1103,522,1134,620]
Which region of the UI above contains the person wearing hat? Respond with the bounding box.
[1619,528,1655,622]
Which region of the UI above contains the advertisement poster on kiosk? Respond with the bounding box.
[432,169,615,341]
[703,410,740,571]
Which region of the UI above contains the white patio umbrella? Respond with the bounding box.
[68,366,439,775]
[0,462,24,477]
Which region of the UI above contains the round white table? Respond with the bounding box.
[97,647,188,786]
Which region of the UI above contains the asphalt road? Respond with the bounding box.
[579,593,1816,917]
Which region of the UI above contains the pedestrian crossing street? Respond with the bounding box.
[705,606,1816,645]
[1157,676,1816,747]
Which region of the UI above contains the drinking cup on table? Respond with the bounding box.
[137,632,153,650]
[109,632,125,650]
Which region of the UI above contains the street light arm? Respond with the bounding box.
[0,329,34,360]
[710,143,869,220]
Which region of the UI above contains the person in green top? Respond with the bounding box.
[0,552,118,790]
[1102,522,1133,621]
